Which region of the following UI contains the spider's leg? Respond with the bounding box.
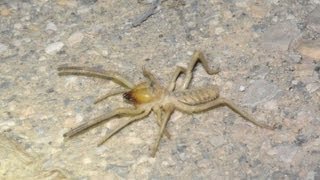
[172,97,275,130]
[63,108,144,138]
[97,109,151,145]
[181,50,220,90]
[218,98,275,130]
[58,66,134,88]
[151,104,174,157]
[142,66,161,87]
[168,66,186,91]
[94,88,127,104]
[153,106,171,139]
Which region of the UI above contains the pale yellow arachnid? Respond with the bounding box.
[58,50,275,157]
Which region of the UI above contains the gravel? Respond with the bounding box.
[1,0,319,179]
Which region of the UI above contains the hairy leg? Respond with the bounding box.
[58,66,134,88]
[168,66,187,91]
[142,66,160,87]
[172,97,275,130]
[151,104,174,157]
[153,106,171,139]
[181,51,220,90]
[97,109,151,146]
[94,88,128,104]
[63,108,144,138]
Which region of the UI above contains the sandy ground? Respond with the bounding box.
[1,0,320,179]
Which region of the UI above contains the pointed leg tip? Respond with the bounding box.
[271,123,282,130]
[150,152,156,158]
[93,100,100,104]
[97,139,105,147]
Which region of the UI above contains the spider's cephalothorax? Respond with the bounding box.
[123,82,159,105]
[58,50,276,157]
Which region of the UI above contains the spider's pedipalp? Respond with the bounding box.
[97,109,151,146]
[94,88,128,104]
[63,108,144,138]
[58,66,134,88]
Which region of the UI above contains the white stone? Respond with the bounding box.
[103,50,110,58]
[45,42,64,55]
[0,43,8,53]
[46,22,57,32]
[39,56,46,61]
[75,113,84,123]
[14,23,22,29]
[209,136,225,147]
[215,27,224,35]
[82,157,92,164]
[67,32,84,46]
[306,83,320,93]
[239,85,246,92]
[291,80,299,85]
[187,51,193,56]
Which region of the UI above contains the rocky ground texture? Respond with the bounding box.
[1,0,320,179]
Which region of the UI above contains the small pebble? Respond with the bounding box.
[187,51,193,56]
[38,56,46,61]
[306,83,320,93]
[14,23,22,29]
[77,6,91,14]
[67,32,84,47]
[63,117,77,128]
[82,157,92,164]
[0,43,8,54]
[0,121,15,131]
[215,27,224,35]
[45,42,64,55]
[21,107,35,118]
[100,48,109,57]
[75,113,84,123]
[57,0,77,7]
[223,10,233,19]
[178,152,187,161]
[239,85,246,92]
[208,136,225,147]
[263,100,278,111]
[291,80,299,85]
[45,22,57,32]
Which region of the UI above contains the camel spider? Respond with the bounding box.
[58,50,275,157]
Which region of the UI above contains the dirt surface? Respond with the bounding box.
[1,0,320,179]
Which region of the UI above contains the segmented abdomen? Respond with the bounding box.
[173,86,219,105]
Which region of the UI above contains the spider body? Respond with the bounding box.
[123,82,159,105]
[172,86,219,105]
[58,50,275,157]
